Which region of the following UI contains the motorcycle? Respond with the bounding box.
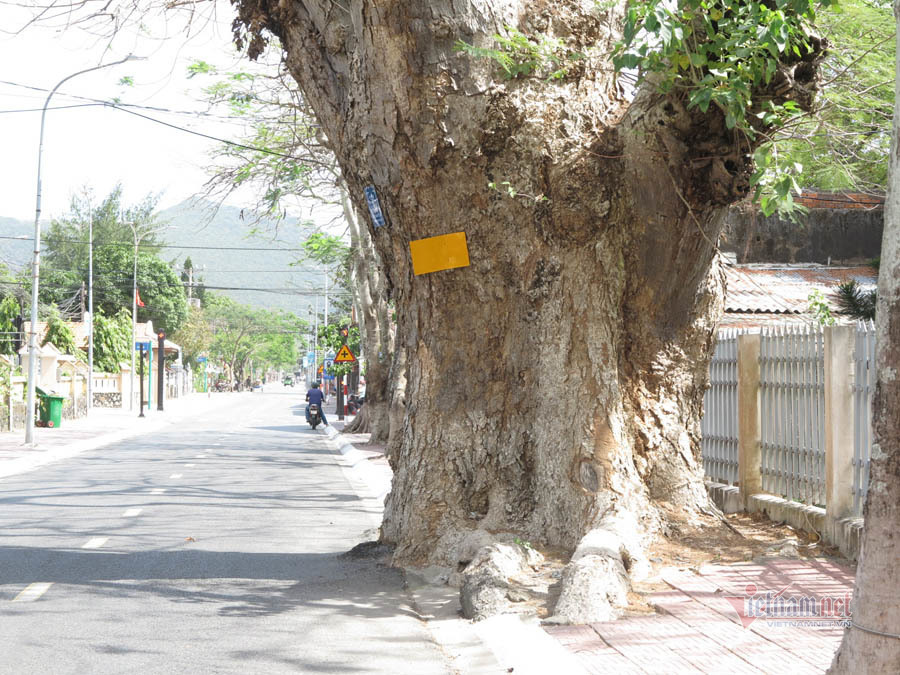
[308,403,322,430]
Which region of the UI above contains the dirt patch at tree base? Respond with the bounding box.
[626,510,854,616]
[492,511,853,621]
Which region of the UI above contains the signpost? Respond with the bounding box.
[197,356,208,394]
[157,332,165,411]
[334,345,356,363]
[135,341,150,416]
[138,343,145,418]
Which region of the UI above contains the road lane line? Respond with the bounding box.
[82,537,108,549]
[150,488,165,494]
[12,583,53,602]
[184,463,196,467]
[122,508,142,517]
[195,455,207,459]
[169,473,183,479]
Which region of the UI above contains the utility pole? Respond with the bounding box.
[87,198,93,412]
[187,266,193,302]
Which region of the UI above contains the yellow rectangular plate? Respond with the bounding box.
[409,231,470,276]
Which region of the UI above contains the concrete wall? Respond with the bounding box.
[0,401,28,432]
[722,202,883,264]
[93,392,122,408]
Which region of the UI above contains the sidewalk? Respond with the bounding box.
[0,392,246,479]
[326,424,854,675]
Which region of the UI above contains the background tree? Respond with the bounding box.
[205,294,305,385]
[92,309,131,374]
[770,0,894,198]
[171,304,213,368]
[41,187,187,333]
[41,308,84,360]
[0,295,21,356]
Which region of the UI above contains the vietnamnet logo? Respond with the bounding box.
[725,583,852,629]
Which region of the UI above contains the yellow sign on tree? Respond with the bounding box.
[409,232,470,275]
[334,345,357,363]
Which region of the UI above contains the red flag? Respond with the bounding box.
[136,289,145,307]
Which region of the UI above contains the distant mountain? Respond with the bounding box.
[157,199,333,316]
[1,200,345,318]
[0,216,33,271]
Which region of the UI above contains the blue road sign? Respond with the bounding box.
[197,356,208,363]
[364,186,386,228]
[134,341,151,351]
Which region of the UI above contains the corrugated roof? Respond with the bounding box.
[724,264,877,315]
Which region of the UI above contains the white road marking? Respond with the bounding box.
[169,473,183,479]
[184,463,196,468]
[82,537,108,549]
[122,508,142,517]
[195,454,207,459]
[12,582,53,602]
[150,488,165,494]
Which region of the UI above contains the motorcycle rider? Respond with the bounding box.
[305,381,328,427]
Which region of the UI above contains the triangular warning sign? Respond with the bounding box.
[334,345,356,363]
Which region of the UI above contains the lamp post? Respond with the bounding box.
[25,55,144,445]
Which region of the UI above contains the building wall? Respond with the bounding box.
[723,197,883,264]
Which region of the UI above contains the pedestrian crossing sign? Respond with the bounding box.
[334,345,356,363]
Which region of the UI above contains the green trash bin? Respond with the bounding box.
[35,387,65,428]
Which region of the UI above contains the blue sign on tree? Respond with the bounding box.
[364,186,386,228]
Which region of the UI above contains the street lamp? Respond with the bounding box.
[25,54,145,445]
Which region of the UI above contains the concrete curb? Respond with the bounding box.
[705,480,864,560]
[322,426,588,675]
[323,425,391,501]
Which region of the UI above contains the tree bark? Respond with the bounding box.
[340,184,397,442]
[828,2,900,669]
[232,1,825,567]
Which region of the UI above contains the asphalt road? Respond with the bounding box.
[0,391,450,674]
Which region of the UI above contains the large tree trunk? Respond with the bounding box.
[828,3,900,669]
[232,1,823,569]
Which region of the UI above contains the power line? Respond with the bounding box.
[0,235,307,252]
[0,280,352,295]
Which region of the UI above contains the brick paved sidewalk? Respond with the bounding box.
[545,558,853,674]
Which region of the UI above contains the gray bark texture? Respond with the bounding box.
[341,185,396,441]
[231,1,825,571]
[828,2,900,670]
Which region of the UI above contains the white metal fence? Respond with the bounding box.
[700,330,740,485]
[702,322,877,514]
[853,320,876,517]
[759,325,827,507]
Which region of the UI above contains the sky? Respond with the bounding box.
[0,1,261,222]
